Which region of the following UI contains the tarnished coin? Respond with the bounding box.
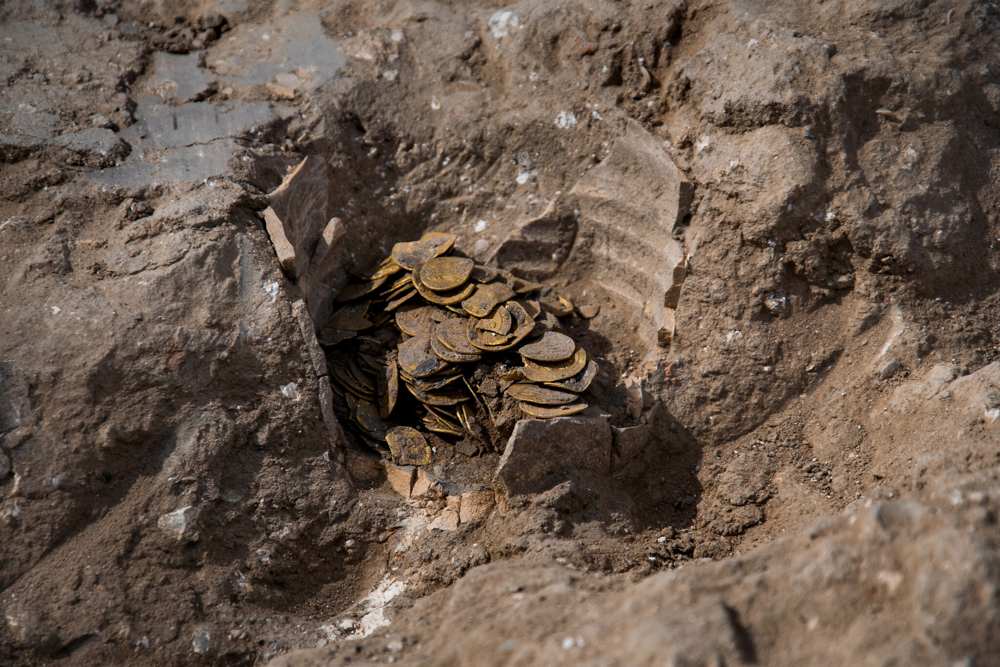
[437,318,482,356]
[385,288,418,311]
[395,306,437,337]
[406,382,469,406]
[419,256,475,291]
[332,362,375,399]
[378,354,399,418]
[518,331,576,362]
[346,356,375,392]
[318,327,357,346]
[327,302,372,331]
[431,334,481,363]
[335,275,388,303]
[354,400,387,439]
[461,282,516,318]
[385,426,432,466]
[520,299,542,318]
[521,346,588,382]
[413,270,477,305]
[476,304,513,335]
[540,293,575,317]
[390,232,457,270]
[544,359,598,394]
[368,257,404,281]
[519,401,588,418]
[467,325,512,349]
[422,413,464,437]
[410,372,464,392]
[505,383,579,406]
[468,301,535,351]
[397,335,448,378]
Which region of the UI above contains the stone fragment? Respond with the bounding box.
[385,464,415,498]
[495,417,611,496]
[429,508,460,531]
[264,208,298,274]
[458,490,494,524]
[293,300,327,378]
[157,505,199,542]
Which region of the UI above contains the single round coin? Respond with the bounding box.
[419,256,475,291]
[518,331,576,362]
[437,318,482,356]
[430,334,481,363]
[544,359,598,393]
[505,383,579,406]
[390,232,457,270]
[395,306,437,337]
[385,426,432,466]
[521,346,588,382]
[519,401,588,418]
[397,335,448,377]
[476,304,513,335]
[461,282,515,318]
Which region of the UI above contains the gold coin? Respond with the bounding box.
[405,382,469,406]
[412,270,477,305]
[422,414,464,437]
[346,356,375,392]
[518,331,576,362]
[437,318,482,356]
[378,354,399,418]
[576,303,600,319]
[430,334,481,363]
[331,363,375,399]
[539,293,575,317]
[544,359,598,393]
[467,326,512,349]
[467,301,535,351]
[520,299,542,318]
[461,282,515,318]
[409,372,463,392]
[395,306,437,337]
[390,232,457,270]
[385,426,432,466]
[385,288,418,311]
[397,335,448,378]
[335,275,388,303]
[457,403,476,432]
[317,327,357,346]
[476,305,513,335]
[521,346,588,382]
[354,400,387,439]
[419,256,475,291]
[505,383,579,406]
[519,401,588,418]
[368,258,404,281]
[327,302,373,331]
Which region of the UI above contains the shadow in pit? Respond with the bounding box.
[524,403,703,537]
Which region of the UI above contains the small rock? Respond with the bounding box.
[385,464,415,497]
[458,490,494,525]
[191,626,211,655]
[157,505,199,542]
[387,638,404,652]
[495,417,611,496]
[764,291,789,316]
[877,358,902,381]
[429,508,459,531]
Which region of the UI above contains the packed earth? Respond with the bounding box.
[2,0,1000,665]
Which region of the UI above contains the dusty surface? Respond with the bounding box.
[2,0,1000,665]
